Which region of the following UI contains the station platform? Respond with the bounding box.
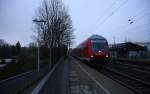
[31,56,136,94]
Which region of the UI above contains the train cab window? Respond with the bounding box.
[91,40,108,52]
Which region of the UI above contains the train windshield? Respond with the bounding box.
[91,40,108,52]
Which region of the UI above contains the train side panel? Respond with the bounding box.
[82,40,92,59]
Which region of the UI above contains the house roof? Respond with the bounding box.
[110,42,147,51]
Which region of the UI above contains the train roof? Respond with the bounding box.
[75,35,107,49]
[88,35,106,40]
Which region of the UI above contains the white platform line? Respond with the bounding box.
[76,62,111,94]
[31,60,61,94]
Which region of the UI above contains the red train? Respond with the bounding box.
[71,35,110,64]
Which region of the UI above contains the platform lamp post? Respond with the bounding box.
[113,36,116,58]
[32,19,46,73]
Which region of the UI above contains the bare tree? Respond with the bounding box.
[33,0,74,63]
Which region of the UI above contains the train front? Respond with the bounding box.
[90,38,109,63]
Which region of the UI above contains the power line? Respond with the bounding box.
[95,0,120,24]
[130,7,150,19]
[87,0,120,35]
[112,7,150,32]
[94,0,129,33]
[121,20,150,35]
[128,11,150,24]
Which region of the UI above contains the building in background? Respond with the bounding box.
[109,42,148,58]
[134,42,150,52]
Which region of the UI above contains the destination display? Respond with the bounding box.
[91,39,107,43]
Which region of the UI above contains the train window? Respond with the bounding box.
[91,40,108,52]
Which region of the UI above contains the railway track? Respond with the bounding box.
[111,61,150,72]
[78,58,150,94]
[113,59,150,69]
[101,67,150,94]
[104,62,150,83]
[99,62,150,94]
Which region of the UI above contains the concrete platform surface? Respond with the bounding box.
[31,56,136,94]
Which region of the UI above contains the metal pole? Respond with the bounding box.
[37,32,40,72]
[50,31,52,68]
[113,36,116,58]
[32,19,46,72]
[113,36,116,45]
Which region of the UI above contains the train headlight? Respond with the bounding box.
[91,55,94,58]
[106,55,109,58]
[98,50,102,53]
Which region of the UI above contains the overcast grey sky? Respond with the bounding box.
[0,0,150,47]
